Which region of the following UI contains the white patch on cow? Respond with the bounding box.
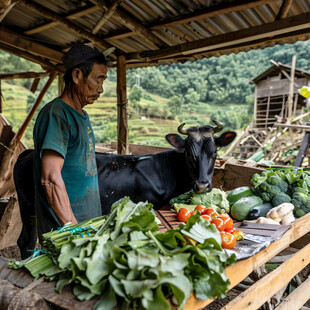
[189,131,213,142]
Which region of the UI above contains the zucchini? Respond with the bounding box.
[248,202,273,220]
[227,186,254,206]
[230,196,263,221]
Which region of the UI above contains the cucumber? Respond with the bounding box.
[248,202,273,220]
[230,196,263,221]
[227,186,254,206]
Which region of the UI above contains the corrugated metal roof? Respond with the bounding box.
[0,0,310,70]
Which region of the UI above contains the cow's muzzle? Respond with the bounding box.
[194,182,212,193]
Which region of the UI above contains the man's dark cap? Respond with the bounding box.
[64,43,115,71]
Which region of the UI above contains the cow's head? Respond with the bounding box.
[165,120,236,193]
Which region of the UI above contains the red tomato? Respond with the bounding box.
[204,208,219,218]
[201,214,211,222]
[220,232,237,249]
[177,208,192,223]
[195,204,207,214]
[218,215,234,230]
[211,217,225,231]
[224,227,236,234]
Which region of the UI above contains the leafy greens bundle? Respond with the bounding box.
[9,197,236,310]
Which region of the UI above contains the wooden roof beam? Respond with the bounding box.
[91,0,168,48]
[24,4,98,35]
[0,42,64,72]
[0,71,51,80]
[154,29,310,66]
[0,27,65,63]
[19,0,113,50]
[276,0,294,20]
[127,12,310,61]
[92,0,123,35]
[0,0,17,23]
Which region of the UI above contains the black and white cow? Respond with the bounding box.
[13,121,236,258]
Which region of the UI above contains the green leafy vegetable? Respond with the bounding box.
[9,197,235,309]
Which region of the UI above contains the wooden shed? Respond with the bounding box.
[250,62,310,129]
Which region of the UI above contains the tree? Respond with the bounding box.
[184,88,200,105]
[129,85,143,104]
[167,95,183,118]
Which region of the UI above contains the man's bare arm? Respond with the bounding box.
[41,149,77,225]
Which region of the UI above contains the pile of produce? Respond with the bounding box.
[175,204,244,249]
[252,168,310,218]
[9,197,236,310]
[224,168,310,223]
[170,189,244,249]
[170,188,230,214]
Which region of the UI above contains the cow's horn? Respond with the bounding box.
[178,123,188,135]
[212,120,224,133]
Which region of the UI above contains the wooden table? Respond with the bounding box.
[1,212,310,310]
[184,212,310,310]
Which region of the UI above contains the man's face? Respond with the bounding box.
[77,63,108,106]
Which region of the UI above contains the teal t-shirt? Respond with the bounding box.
[33,98,101,235]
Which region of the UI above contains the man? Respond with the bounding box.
[33,43,114,238]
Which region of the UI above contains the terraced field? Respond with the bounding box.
[1,80,241,149]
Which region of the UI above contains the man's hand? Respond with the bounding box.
[41,149,78,225]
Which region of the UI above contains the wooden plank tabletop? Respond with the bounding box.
[1,210,310,310]
[184,211,310,310]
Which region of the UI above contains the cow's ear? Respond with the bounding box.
[166,134,186,151]
[215,131,236,147]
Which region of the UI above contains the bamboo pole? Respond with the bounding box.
[14,71,57,144]
[92,0,123,34]
[288,56,296,143]
[0,71,57,197]
[116,54,129,155]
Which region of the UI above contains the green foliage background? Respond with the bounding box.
[1,39,310,148]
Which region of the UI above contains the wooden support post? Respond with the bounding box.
[253,87,257,127]
[0,79,2,113]
[294,131,310,167]
[287,56,296,143]
[288,56,296,119]
[116,54,129,155]
[58,74,64,96]
[14,71,57,145]
[266,96,270,129]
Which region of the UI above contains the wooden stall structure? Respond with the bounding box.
[224,59,310,161]
[251,61,310,129]
[1,1,310,308]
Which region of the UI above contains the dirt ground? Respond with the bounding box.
[0,245,21,260]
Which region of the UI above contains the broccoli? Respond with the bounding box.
[255,182,281,202]
[271,192,291,207]
[267,175,288,193]
[292,187,308,195]
[291,191,310,212]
